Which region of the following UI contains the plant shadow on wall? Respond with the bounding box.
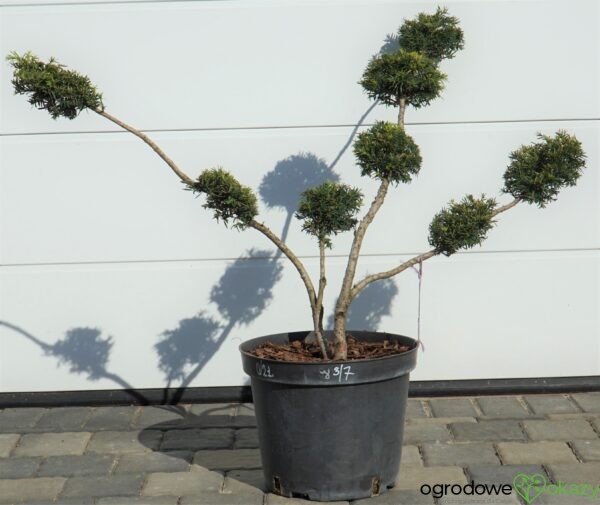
[0,108,399,400]
[155,248,283,405]
[0,322,149,405]
[2,27,404,410]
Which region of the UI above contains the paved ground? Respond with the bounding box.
[1,393,600,504]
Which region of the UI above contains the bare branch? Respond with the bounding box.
[351,250,436,299]
[95,109,194,186]
[350,198,521,298]
[491,198,520,217]
[332,179,390,358]
[398,98,406,127]
[249,219,328,358]
[249,220,317,306]
[316,239,327,333]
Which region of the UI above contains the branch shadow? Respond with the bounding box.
[325,278,399,331]
[154,248,283,405]
[0,321,150,405]
[259,152,340,244]
[135,403,265,490]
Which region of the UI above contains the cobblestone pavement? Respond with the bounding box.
[1,393,600,504]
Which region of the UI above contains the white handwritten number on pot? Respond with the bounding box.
[320,365,355,382]
[256,362,275,378]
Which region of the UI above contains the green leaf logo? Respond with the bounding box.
[513,473,547,504]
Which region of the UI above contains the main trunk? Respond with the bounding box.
[333,308,348,360]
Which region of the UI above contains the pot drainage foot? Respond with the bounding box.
[273,476,283,495]
[272,476,293,497]
[291,492,310,500]
[371,476,381,496]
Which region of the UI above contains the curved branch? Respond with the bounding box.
[95,109,194,186]
[332,179,390,357]
[249,220,317,307]
[491,198,520,216]
[249,220,328,358]
[351,249,437,299]
[316,239,327,331]
[350,198,521,298]
[336,179,390,311]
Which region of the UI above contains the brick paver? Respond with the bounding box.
[34,407,92,432]
[0,457,41,479]
[13,432,91,457]
[571,392,600,413]
[60,474,145,498]
[406,399,427,418]
[497,441,578,464]
[233,404,257,427]
[466,464,546,484]
[422,442,500,466]
[395,466,467,490]
[234,428,259,448]
[522,419,597,441]
[1,393,599,503]
[571,440,600,461]
[87,430,162,454]
[403,423,451,444]
[451,420,526,442]
[476,397,531,418]
[161,428,234,451]
[429,398,478,418]
[37,454,115,477]
[523,395,580,415]
[0,408,47,433]
[546,462,600,483]
[225,468,265,489]
[83,406,139,432]
[438,493,520,504]
[142,470,223,496]
[265,494,349,505]
[0,434,19,457]
[353,490,435,504]
[0,476,65,502]
[98,498,178,505]
[399,445,423,467]
[115,450,191,474]
[193,448,261,471]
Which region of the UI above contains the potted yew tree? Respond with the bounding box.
[7,7,585,502]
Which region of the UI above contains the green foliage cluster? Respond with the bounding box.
[503,131,586,207]
[399,7,464,62]
[6,51,103,119]
[428,195,496,256]
[296,180,363,248]
[360,7,463,108]
[354,121,422,184]
[360,50,446,108]
[190,168,258,230]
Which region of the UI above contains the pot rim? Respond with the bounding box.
[239,329,418,366]
[239,330,418,386]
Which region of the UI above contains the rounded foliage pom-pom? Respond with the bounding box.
[296,180,363,248]
[360,49,446,108]
[6,51,103,119]
[190,168,258,230]
[503,131,586,207]
[428,195,497,256]
[399,7,464,63]
[354,121,422,184]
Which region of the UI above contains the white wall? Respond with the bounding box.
[0,0,598,393]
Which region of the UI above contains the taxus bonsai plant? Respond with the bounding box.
[6,7,585,362]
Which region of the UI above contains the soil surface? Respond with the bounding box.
[249,334,411,362]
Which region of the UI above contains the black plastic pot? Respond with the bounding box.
[240,330,418,502]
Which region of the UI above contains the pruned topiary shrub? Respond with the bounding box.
[7,7,586,361]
